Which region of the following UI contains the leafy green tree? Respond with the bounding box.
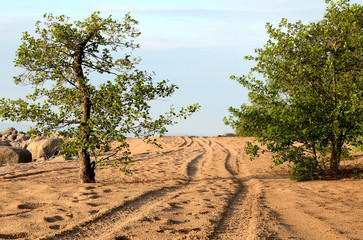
[0,12,199,183]
[225,0,362,180]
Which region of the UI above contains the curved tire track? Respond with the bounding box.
[37,137,265,240]
[207,140,263,240]
[39,137,207,240]
[39,185,183,240]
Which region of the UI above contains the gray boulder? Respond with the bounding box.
[27,138,63,160]
[0,146,32,165]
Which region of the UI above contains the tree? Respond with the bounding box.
[225,0,362,180]
[0,12,199,183]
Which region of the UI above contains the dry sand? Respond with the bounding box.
[0,136,362,240]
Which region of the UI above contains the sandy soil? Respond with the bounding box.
[0,136,362,240]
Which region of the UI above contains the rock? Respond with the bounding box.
[10,140,29,149]
[3,127,16,133]
[1,132,10,139]
[0,140,12,146]
[16,134,30,142]
[0,146,32,165]
[7,134,17,141]
[27,138,63,160]
[2,127,17,135]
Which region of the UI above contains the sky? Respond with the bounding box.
[0,0,359,136]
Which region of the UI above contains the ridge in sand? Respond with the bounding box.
[1,136,362,239]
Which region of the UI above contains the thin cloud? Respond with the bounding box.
[99,5,325,22]
[100,7,206,13]
[99,7,247,19]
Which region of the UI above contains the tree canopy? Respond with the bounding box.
[225,0,362,180]
[0,12,200,183]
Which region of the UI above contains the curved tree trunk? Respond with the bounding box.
[73,47,95,183]
[72,22,105,183]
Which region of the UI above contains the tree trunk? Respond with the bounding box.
[73,47,95,183]
[79,149,95,183]
[330,140,342,173]
[78,96,94,183]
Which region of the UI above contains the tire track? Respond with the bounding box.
[106,137,239,240]
[186,138,208,178]
[190,137,216,178]
[204,140,247,239]
[182,137,246,238]
[132,136,196,160]
[209,140,269,239]
[39,185,184,240]
[3,136,360,239]
[38,137,207,240]
[178,136,189,148]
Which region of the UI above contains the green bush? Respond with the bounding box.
[289,157,319,181]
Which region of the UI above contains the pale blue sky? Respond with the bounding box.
[0,0,358,136]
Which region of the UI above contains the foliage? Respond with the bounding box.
[225,0,362,180]
[0,12,200,182]
[353,166,363,179]
[289,157,320,181]
[351,135,363,151]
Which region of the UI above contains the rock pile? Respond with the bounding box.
[0,127,65,165]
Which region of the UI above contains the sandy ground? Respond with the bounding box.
[0,136,362,240]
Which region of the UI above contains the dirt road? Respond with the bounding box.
[0,136,362,239]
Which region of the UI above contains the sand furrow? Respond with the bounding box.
[107,137,240,239]
[39,184,188,240]
[38,137,209,240]
[208,140,273,240]
[205,140,250,239]
[186,138,207,178]
[1,136,361,239]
